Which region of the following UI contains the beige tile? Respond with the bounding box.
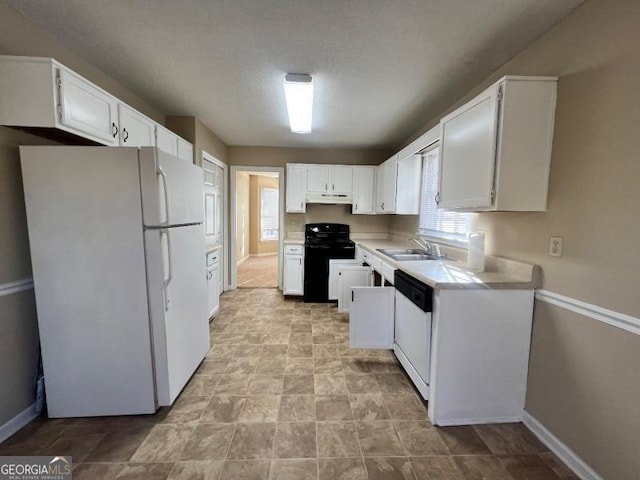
[473,423,548,454]
[317,422,361,457]
[291,323,312,333]
[131,424,195,462]
[382,394,428,420]
[269,459,317,480]
[312,334,336,344]
[314,374,348,395]
[197,359,229,374]
[248,375,285,395]
[356,421,405,457]
[313,345,339,358]
[318,458,367,480]
[181,423,235,460]
[270,324,292,333]
[410,457,465,480]
[225,357,260,375]
[314,357,343,374]
[227,423,277,459]
[200,396,246,423]
[84,423,153,462]
[181,374,221,396]
[498,454,563,480]
[73,463,125,480]
[341,358,371,373]
[374,373,415,394]
[214,374,252,395]
[263,345,289,357]
[363,457,416,480]
[349,394,389,421]
[168,461,223,480]
[274,422,317,458]
[244,334,268,344]
[393,421,449,456]
[366,358,402,373]
[287,344,314,357]
[436,425,491,455]
[538,453,581,479]
[290,333,313,344]
[45,424,111,462]
[344,374,380,394]
[278,395,316,422]
[265,333,291,345]
[256,357,287,375]
[453,455,513,480]
[208,345,238,359]
[116,462,176,480]
[219,460,271,480]
[238,396,281,423]
[285,357,315,374]
[315,395,353,421]
[283,375,315,394]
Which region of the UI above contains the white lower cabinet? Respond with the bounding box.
[283,245,304,295]
[349,286,395,349]
[328,259,365,301]
[337,265,373,313]
[206,250,221,318]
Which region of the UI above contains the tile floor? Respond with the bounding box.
[0,289,579,480]
[237,256,278,288]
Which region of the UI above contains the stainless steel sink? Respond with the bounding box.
[376,248,443,262]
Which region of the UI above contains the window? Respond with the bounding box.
[260,187,279,241]
[418,145,472,243]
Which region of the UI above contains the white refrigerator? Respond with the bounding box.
[20,146,210,417]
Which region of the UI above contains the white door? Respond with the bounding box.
[395,290,431,382]
[118,104,155,147]
[177,137,194,163]
[139,148,205,227]
[330,166,353,194]
[284,255,303,295]
[353,166,375,214]
[328,259,364,300]
[306,165,330,193]
[438,84,500,209]
[337,265,373,312]
[156,125,179,156]
[58,68,119,145]
[145,224,209,406]
[286,165,306,213]
[350,287,395,349]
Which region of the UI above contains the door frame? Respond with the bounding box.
[230,165,285,290]
[202,151,229,292]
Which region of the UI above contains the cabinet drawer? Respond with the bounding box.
[207,250,220,267]
[284,244,304,255]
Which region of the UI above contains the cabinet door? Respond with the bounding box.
[118,104,155,147]
[58,68,119,145]
[306,165,330,193]
[156,125,179,156]
[284,255,303,295]
[286,165,307,213]
[438,84,500,209]
[328,259,364,300]
[350,287,395,349]
[207,266,219,318]
[353,166,375,214]
[337,265,373,312]
[383,158,398,212]
[376,164,386,213]
[330,166,353,195]
[177,137,194,163]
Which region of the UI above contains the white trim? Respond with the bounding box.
[523,411,604,480]
[0,278,34,298]
[202,151,229,293]
[237,255,250,266]
[397,124,439,161]
[535,289,640,336]
[433,415,524,426]
[230,166,285,290]
[0,403,39,443]
[250,252,278,258]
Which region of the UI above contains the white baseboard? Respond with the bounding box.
[0,278,34,298]
[0,403,39,443]
[237,255,250,266]
[251,252,278,257]
[523,411,603,480]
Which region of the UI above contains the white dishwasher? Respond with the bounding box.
[394,269,433,400]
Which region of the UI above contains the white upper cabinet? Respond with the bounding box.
[286,164,307,213]
[438,76,558,211]
[177,137,194,163]
[306,165,330,193]
[395,154,422,214]
[156,125,179,156]
[376,155,397,213]
[118,104,155,147]
[352,166,376,214]
[330,166,353,195]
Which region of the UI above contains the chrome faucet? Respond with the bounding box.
[409,237,440,256]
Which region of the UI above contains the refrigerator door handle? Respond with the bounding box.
[157,166,171,226]
[161,228,174,311]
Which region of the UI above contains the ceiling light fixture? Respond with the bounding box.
[283,73,313,134]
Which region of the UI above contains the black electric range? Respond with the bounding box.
[303,223,355,303]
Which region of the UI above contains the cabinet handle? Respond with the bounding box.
[434,192,440,205]
[300,201,303,209]
[355,203,358,210]
[332,183,335,191]
[381,202,385,210]
[325,183,328,191]
[351,291,354,302]
[299,258,302,265]
[112,123,118,138]
[123,128,129,142]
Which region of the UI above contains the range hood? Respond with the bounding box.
[305,192,353,205]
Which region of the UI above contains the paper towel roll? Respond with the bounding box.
[467,232,485,272]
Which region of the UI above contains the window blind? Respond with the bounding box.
[418,145,471,240]
[260,187,279,241]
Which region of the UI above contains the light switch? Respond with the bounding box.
[549,236,563,257]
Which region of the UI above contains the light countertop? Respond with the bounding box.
[356,239,538,290]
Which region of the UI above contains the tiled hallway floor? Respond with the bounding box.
[0,289,578,479]
[237,256,278,288]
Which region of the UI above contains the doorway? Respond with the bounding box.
[230,166,284,289]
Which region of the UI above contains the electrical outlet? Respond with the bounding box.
[549,236,563,257]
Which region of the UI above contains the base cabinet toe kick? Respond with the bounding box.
[349,264,534,426]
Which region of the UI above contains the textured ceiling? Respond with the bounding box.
[5,0,582,148]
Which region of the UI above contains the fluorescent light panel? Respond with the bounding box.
[283,73,313,134]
